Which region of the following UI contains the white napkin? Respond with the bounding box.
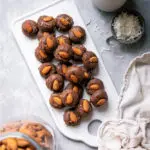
[97,53,150,150]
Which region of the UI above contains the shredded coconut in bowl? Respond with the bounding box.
[113,12,142,42]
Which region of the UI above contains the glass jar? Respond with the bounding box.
[0,115,56,150]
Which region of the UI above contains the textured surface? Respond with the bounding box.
[0,0,149,150]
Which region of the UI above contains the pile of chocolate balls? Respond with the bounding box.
[22,14,108,126]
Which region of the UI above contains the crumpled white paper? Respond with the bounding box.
[97,53,150,150]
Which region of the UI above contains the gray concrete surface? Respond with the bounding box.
[0,0,149,149]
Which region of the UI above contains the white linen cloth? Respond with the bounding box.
[97,53,150,150]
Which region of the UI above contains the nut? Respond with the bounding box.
[6,138,18,150]
[19,128,36,138]
[53,97,62,105]
[89,57,98,63]
[17,139,30,147]
[90,84,99,90]
[66,94,73,104]
[97,99,106,106]
[0,145,6,150]
[70,74,78,83]
[73,29,82,38]
[43,16,53,22]
[25,23,32,33]
[62,64,68,74]
[46,37,53,48]
[39,50,47,58]
[83,100,90,112]
[41,66,52,75]
[58,52,69,59]
[73,86,78,93]
[59,38,65,45]
[70,112,77,123]
[53,80,59,91]
[72,47,82,55]
[60,18,69,25]
[84,72,89,79]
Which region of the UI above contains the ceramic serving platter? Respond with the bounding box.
[12,0,118,147]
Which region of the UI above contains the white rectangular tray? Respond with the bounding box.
[12,0,118,147]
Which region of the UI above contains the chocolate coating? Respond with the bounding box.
[57,35,71,45]
[64,109,81,126]
[65,83,83,100]
[37,30,55,40]
[46,74,64,92]
[90,90,108,107]
[56,14,73,32]
[54,44,72,62]
[56,62,72,77]
[61,89,79,107]
[82,51,98,70]
[35,46,52,63]
[86,78,104,95]
[72,45,86,60]
[69,26,86,43]
[49,93,64,109]
[76,99,92,117]
[22,20,39,37]
[39,63,56,78]
[65,66,84,84]
[39,35,57,54]
[37,16,56,32]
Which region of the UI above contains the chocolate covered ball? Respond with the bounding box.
[65,66,84,84]
[56,14,73,32]
[90,90,108,107]
[35,46,52,63]
[72,45,86,61]
[61,89,79,107]
[82,51,98,70]
[22,20,39,37]
[46,74,64,92]
[86,78,104,95]
[54,44,72,62]
[65,83,83,100]
[39,35,57,54]
[37,16,56,32]
[64,109,81,126]
[69,26,86,43]
[76,99,92,117]
[39,63,56,78]
[49,93,64,109]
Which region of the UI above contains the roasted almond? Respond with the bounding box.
[97,99,106,106]
[53,97,62,105]
[25,23,32,33]
[89,57,98,63]
[39,50,47,58]
[70,112,77,122]
[58,52,69,59]
[72,47,82,55]
[53,80,59,91]
[90,84,99,90]
[41,66,52,75]
[6,138,17,150]
[73,86,79,93]
[70,74,78,83]
[17,138,30,147]
[43,16,53,22]
[60,18,69,25]
[62,64,68,74]
[46,37,53,48]
[58,38,65,45]
[66,94,73,104]
[0,145,6,150]
[84,72,89,79]
[83,100,90,112]
[73,29,82,38]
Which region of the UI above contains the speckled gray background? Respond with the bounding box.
[0,0,149,149]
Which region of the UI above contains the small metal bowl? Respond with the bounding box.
[111,9,145,44]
